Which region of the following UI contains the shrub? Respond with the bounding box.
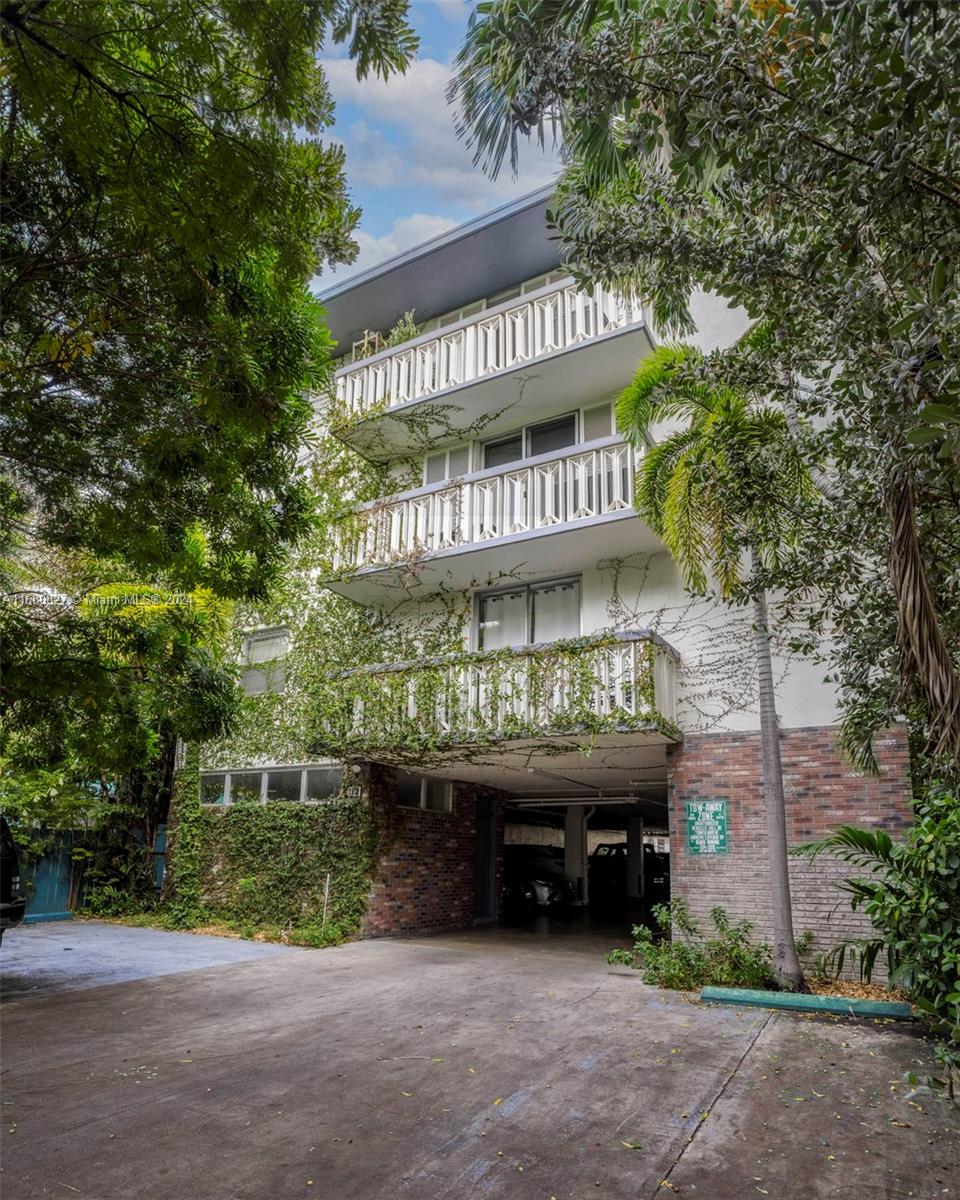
[606,899,775,991]
[794,782,960,1104]
[84,882,154,917]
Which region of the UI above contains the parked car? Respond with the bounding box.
[0,817,27,943]
[645,848,671,906]
[502,844,575,912]
[589,841,671,908]
[589,842,628,909]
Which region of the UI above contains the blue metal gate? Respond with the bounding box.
[22,837,74,923]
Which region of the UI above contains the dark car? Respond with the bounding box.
[645,848,671,905]
[589,841,671,908]
[589,842,628,908]
[0,817,26,943]
[502,844,575,912]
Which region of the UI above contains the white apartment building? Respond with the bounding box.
[204,187,912,946]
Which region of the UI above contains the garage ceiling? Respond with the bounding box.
[393,731,673,801]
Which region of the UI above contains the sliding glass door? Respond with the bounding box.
[477,578,581,650]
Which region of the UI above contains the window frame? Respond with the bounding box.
[479,411,580,472]
[473,575,582,652]
[421,401,617,492]
[394,771,453,814]
[239,625,290,698]
[199,761,344,806]
[422,443,471,487]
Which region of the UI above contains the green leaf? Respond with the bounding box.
[905,426,943,445]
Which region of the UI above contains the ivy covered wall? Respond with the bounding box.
[195,797,378,943]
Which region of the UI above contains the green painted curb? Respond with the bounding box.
[700,985,914,1021]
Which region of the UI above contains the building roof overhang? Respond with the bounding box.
[317,185,560,351]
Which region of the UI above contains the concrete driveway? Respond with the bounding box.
[2,922,957,1199]
[1,919,301,998]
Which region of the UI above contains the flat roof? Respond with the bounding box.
[317,184,561,350]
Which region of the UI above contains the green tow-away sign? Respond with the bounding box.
[685,800,729,855]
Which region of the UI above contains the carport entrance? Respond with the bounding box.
[502,792,670,935]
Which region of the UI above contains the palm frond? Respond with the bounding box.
[634,428,700,534]
[615,345,701,444]
[837,716,882,775]
[703,492,743,599]
[792,825,897,869]
[661,452,709,593]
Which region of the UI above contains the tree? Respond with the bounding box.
[0,1,416,872]
[795,783,960,1104]
[1,0,416,596]
[617,345,813,990]
[451,0,960,774]
[0,539,238,884]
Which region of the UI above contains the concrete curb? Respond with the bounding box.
[700,985,914,1021]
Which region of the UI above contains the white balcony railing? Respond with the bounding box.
[317,631,679,758]
[333,437,638,574]
[335,280,646,419]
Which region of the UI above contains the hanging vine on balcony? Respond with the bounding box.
[308,633,678,768]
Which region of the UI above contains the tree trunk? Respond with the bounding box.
[886,466,960,762]
[753,585,806,992]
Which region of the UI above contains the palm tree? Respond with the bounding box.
[618,345,813,991]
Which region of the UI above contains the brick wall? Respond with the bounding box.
[362,764,506,937]
[666,726,912,971]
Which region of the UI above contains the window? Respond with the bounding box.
[582,401,613,442]
[488,284,522,305]
[395,771,452,813]
[481,414,578,471]
[230,771,265,803]
[200,773,226,806]
[240,627,289,697]
[424,778,451,812]
[391,273,573,343]
[528,415,577,457]
[305,765,343,802]
[477,587,527,651]
[483,432,524,470]
[476,578,581,650]
[265,769,303,803]
[520,270,567,294]
[423,445,470,486]
[200,763,344,806]
[396,771,423,809]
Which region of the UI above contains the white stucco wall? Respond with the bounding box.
[580,552,839,735]
[683,289,752,355]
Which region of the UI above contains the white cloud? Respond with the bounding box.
[343,212,460,276]
[324,56,560,213]
[418,0,470,24]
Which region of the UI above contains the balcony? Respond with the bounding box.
[327,436,664,603]
[315,632,680,777]
[331,279,653,461]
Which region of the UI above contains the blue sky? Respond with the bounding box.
[318,0,560,286]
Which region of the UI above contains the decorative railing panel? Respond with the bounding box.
[335,281,646,419]
[333,438,637,573]
[316,632,679,760]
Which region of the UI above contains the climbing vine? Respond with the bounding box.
[311,633,676,767]
[164,740,204,927]
[195,798,377,943]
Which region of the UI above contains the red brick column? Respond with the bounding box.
[666,726,912,968]
[361,764,507,937]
